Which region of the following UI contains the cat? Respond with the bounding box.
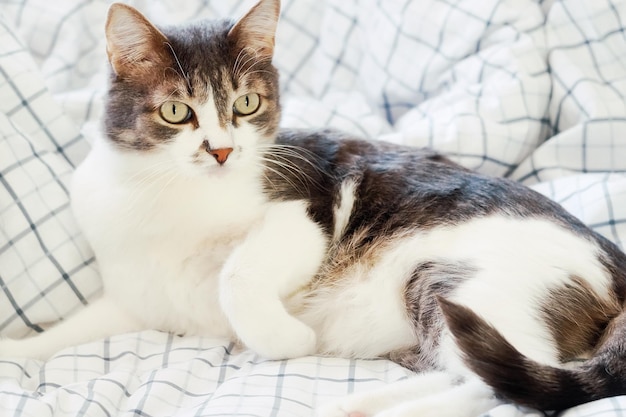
[2,0,626,416]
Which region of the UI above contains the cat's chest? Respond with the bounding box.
[72,148,267,335]
[94,175,263,286]
[74,151,265,247]
[98,201,254,336]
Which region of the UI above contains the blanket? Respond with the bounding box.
[1,0,626,416]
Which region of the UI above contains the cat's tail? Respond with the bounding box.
[438,297,626,411]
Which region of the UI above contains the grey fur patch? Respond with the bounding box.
[392,261,475,372]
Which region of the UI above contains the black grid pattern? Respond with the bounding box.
[1,0,626,416]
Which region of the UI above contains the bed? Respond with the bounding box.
[1,0,626,416]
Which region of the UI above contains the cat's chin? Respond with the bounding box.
[206,165,235,178]
[190,162,239,180]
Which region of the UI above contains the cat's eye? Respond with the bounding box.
[233,93,261,116]
[159,101,192,124]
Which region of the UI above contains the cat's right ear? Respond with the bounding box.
[228,0,281,61]
[105,3,171,79]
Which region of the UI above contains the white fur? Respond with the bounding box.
[332,179,357,241]
[220,200,327,359]
[443,216,611,368]
[294,216,612,367]
[293,215,614,417]
[0,67,317,359]
[71,135,263,341]
[291,236,420,358]
[0,297,140,360]
[317,374,499,417]
[312,217,613,417]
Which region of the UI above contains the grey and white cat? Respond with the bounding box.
[2,0,626,416]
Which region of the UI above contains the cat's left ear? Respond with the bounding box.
[105,3,172,79]
[228,0,281,60]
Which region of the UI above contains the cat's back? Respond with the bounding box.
[273,129,626,363]
[269,129,589,238]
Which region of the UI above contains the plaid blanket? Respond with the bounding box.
[1,0,626,416]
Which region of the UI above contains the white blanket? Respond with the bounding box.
[1,0,626,416]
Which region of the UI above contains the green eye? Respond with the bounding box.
[233,93,261,116]
[159,101,192,124]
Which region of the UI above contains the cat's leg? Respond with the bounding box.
[0,295,143,360]
[219,200,327,360]
[317,374,499,417]
[372,379,498,417]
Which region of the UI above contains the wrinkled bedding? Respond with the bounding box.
[1,0,626,416]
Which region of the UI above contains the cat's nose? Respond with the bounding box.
[207,147,233,165]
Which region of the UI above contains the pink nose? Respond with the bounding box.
[208,147,233,165]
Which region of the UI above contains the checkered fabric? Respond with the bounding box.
[1,0,626,416]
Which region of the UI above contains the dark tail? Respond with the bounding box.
[438,297,626,411]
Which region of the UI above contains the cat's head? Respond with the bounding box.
[103,0,281,177]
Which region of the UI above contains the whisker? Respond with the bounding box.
[258,143,328,176]
[258,159,308,195]
[239,69,276,78]
[151,172,181,206]
[161,87,186,103]
[131,172,181,231]
[165,42,192,93]
[122,171,173,218]
[233,46,260,79]
[234,47,264,79]
[256,145,330,194]
[116,156,190,225]
[121,160,174,186]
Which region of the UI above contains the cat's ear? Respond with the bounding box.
[228,0,281,60]
[105,3,171,78]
